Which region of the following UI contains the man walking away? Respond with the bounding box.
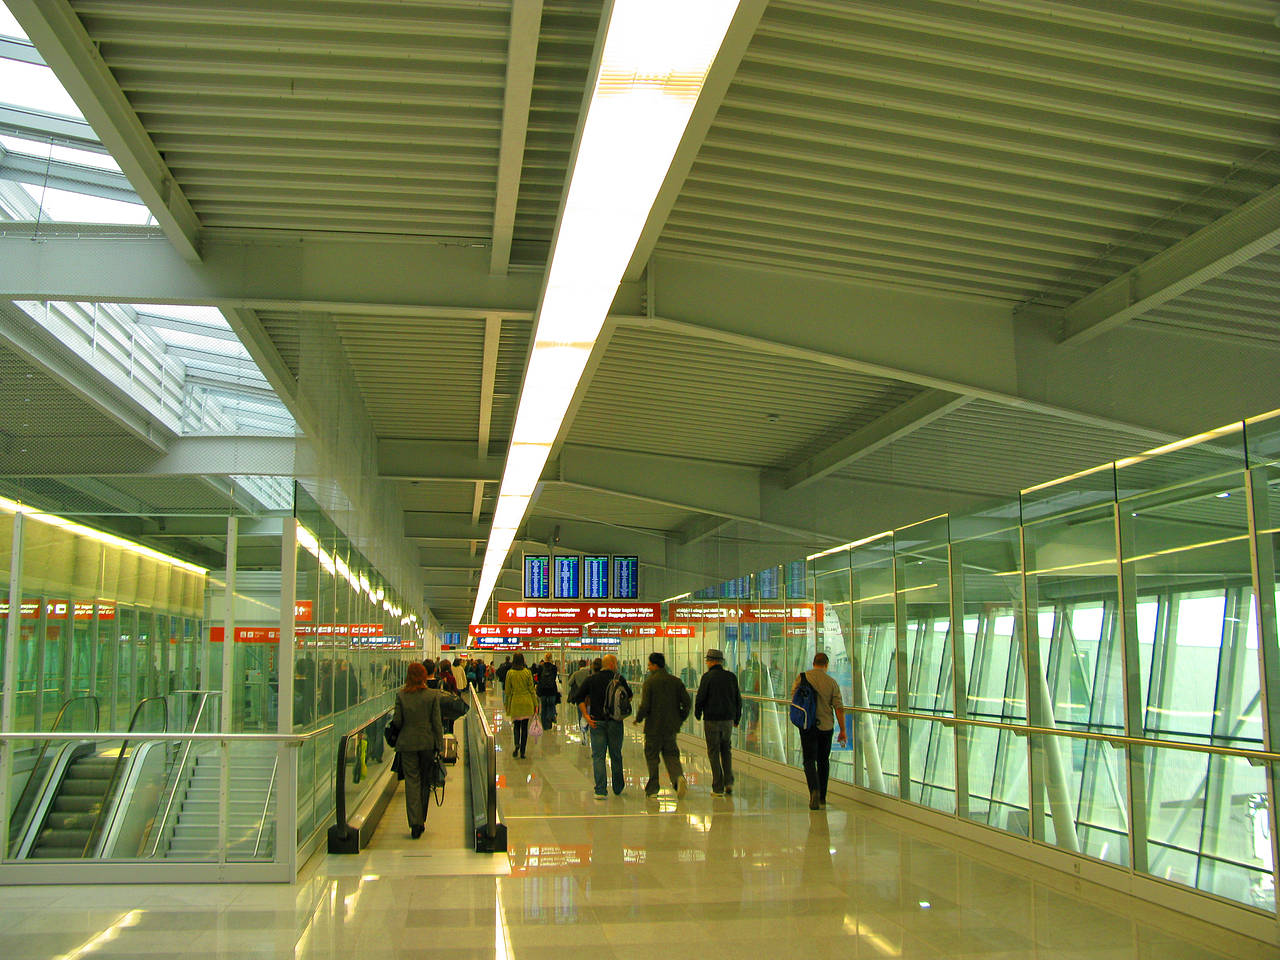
[566,659,591,736]
[496,656,511,690]
[536,652,559,729]
[635,652,691,798]
[572,653,632,799]
[791,652,847,809]
[694,648,741,797]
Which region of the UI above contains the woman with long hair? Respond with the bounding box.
[438,658,458,694]
[503,653,537,759]
[394,661,444,838]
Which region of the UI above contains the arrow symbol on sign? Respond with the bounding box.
[505,607,514,616]
[587,607,595,617]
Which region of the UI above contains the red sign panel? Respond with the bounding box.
[497,602,661,624]
[583,624,696,638]
[668,603,821,623]
[295,601,313,621]
[210,626,279,643]
[470,623,583,638]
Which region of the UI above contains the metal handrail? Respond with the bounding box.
[253,755,279,858]
[6,696,100,844]
[145,691,221,859]
[82,696,168,857]
[0,728,333,743]
[738,692,1280,763]
[473,688,498,837]
[331,710,392,840]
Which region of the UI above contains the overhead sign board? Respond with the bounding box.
[667,603,821,623]
[497,602,661,623]
[469,623,583,638]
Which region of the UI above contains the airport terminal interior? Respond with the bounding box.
[1,0,1280,957]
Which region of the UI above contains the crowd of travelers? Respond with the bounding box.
[390,648,847,836]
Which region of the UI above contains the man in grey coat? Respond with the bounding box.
[634,651,691,798]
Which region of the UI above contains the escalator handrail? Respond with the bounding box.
[6,696,100,845]
[144,692,222,859]
[83,696,168,857]
[331,709,392,842]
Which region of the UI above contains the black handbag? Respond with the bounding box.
[384,718,400,747]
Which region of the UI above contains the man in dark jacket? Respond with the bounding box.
[635,652,691,798]
[694,648,741,797]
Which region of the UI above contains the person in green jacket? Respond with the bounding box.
[503,653,537,758]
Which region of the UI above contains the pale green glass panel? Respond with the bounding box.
[961,724,1029,834]
[908,717,955,813]
[1144,746,1272,911]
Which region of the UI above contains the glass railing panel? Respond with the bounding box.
[1115,423,1246,502]
[960,724,1029,836]
[735,696,790,766]
[1142,745,1272,911]
[1021,463,1117,525]
[1122,472,1259,748]
[1022,505,1124,736]
[848,537,896,723]
[950,521,1027,724]
[848,710,900,797]
[1030,732,1127,868]
[906,716,955,813]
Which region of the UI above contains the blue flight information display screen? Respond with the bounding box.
[786,559,808,599]
[523,554,550,599]
[583,556,609,599]
[554,555,580,599]
[613,556,638,599]
[757,566,779,600]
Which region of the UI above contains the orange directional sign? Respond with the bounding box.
[496,602,661,623]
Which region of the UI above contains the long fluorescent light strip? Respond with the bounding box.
[471,0,742,622]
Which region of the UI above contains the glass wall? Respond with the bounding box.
[621,412,1280,917]
[0,482,426,878]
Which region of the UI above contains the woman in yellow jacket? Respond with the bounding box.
[503,653,537,758]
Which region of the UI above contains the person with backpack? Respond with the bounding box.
[790,652,847,810]
[634,652,690,798]
[572,653,632,799]
[694,648,741,797]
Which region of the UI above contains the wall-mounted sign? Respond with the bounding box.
[667,603,822,623]
[523,555,550,599]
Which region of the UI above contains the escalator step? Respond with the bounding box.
[30,846,87,859]
[52,798,99,813]
[47,812,96,831]
[60,780,111,796]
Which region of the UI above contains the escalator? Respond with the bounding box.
[10,696,169,860]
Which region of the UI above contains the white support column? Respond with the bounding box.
[218,516,237,864]
[277,517,298,875]
[0,512,25,858]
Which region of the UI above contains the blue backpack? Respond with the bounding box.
[790,672,818,730]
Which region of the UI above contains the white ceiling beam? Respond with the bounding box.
[489,0,543,276]
[1059,184,1280,346]
[0,103,101,150]
[0,151,136,204]
[380,440,501,484]
[8,0,202,261]
[622,0,770,283]
[404,512,488,542]
[782,390,972,490]
[0,435,298,477]
[0,233,598,317]
[673,515,731,547]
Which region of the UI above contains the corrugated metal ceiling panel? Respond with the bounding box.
[570,325,922,469]
[77,0,509,237]
[837,399,1161,497]
[336,315,487,440]
[661,0,1280,304]
[533,484,698,534]
[1136,248,1280,349]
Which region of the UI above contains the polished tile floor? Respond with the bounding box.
[0,695,1276,959]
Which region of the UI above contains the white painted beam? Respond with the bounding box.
[1060,184,1280,346]
[9,0,202,261]
[489,0,544,276]
[782,390,971,490]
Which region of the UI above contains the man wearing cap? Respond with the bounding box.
[694,648,741,797]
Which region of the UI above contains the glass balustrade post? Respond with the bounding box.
[949,537,970,821]
[1245,464,1280,908]
[1114,499,1150,876]
[278,517,297,874]
[892,535,911,801]
[218,516,237,863]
